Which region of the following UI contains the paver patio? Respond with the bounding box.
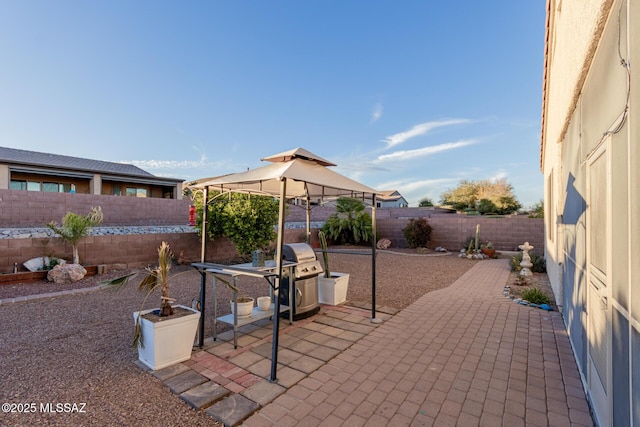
[243,259,593,426]
[142,258,593,426]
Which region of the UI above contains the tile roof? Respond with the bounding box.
[378,190,404,201]
[0,146,157,178]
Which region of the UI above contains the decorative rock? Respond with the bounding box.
[47,264,87,284]
[435,247,447,252]
[376,238,391,250]
[23,257,66,272]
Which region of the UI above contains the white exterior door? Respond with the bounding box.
[586,141,611,425]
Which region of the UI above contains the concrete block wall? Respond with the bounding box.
[0,189,192,227]
[377,216,544,253]
[1,228,308,273]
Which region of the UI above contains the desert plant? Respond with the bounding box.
[106,241,242,348]
[510,252,547,273]
[521,287,551,305]
[322,197,372,245]
[47,206,103,264]
[38,257,61,271]
[481,242,494,249]
[402,218,432,248]
[318,230,331,278]
[463,235,475,251]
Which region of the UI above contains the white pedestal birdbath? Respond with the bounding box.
[519,241,534,277]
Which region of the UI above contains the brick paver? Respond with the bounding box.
[244,259,594,426]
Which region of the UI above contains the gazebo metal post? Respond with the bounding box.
[305,195,311,244]
[270,178,287,382]
[371,194,380,323]
[198,187,209,347]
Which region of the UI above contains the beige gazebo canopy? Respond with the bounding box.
[190,147,377,199]
[189,148,381,381]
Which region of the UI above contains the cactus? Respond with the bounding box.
[475,224,480,252]
[318,231,331,278]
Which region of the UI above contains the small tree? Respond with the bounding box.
[476,198,498,215]
[222,195,279,257]
[528,200,544,218]
[193,192,279,258]
[402,218,432,248]
[418,197,434,207]
[440,178,521,214]
[47,206,103,264]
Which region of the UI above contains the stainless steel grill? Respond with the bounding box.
[283,243,323,279]
[280,243,323,320]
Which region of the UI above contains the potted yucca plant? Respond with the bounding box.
[317,231,350,305]
[108,241,201,370]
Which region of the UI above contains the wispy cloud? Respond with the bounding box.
[375,176,460,207]
[376,139,477,163]
[377,177,457,194]
[123,159,210,170]
[489,170,508,181]
[370,102,383,123]
[382,118,470,148]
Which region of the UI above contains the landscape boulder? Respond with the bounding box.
[47,264,87,284]
[376,238,392,250]
[23,257,66,272]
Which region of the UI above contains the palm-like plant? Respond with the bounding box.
[106,241,238,348]
[138,241,175,317]
[47,206,103,264]
[322,197,372,245]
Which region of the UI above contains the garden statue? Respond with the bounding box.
[519,241,534,277]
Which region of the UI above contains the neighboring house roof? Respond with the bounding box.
[0,146,182,184]
[378,190,406,202]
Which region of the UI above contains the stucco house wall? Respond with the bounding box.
[541,0,639,424]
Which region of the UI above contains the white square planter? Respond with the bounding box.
[318,272,350,305]
[133,304,201,370]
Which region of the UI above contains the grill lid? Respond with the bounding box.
[283,243,323,278]
[283,243,317,263]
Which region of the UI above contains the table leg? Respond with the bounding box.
[198,271,207,348]
[212,276,217,341]
[233,276,238,349]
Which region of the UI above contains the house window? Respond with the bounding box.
[112,185,122,196]
[126,187,147,198]
[42,182,60,192]
[9,180,26,190]
[10,179,74,192]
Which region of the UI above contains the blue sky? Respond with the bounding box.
[0,1,545,208]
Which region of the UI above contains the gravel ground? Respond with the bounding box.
[0,248,479,426]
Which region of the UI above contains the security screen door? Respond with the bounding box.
[586,141,611,425]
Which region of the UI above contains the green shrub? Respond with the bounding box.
[402,218,432,248]
[510,252,546,273]
[38,257,61,271]
[476,198,498,215]
[194,193,279,257]
[521,287,551,305]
